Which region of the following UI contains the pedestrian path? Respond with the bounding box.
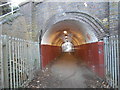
[26,53,110,88]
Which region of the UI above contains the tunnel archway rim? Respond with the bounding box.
[39,11,108,43]
[39,11,107,70]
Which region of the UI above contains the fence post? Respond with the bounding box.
[0,35,4,89]
[2,35,9,88]
[116,35,119,89]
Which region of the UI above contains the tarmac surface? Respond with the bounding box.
[26,53,110,88]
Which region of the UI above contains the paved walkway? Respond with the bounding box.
[26,52,110,88]
[51,52,96,88]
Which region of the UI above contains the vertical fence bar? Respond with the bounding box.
[0,35,3,89]
[113,35,117,88]
[111,36,115,88]
[19,39,21,86]
[24,40,27,86]
[110,36,113,86]
[26,41,29,82]
[108,37,110,84]
[12,37,15,88]
[27,41,30,81]
[20,39,22,86]
[0,35,3,88]
[107,37,109,83]
[106,37,109,83]
[24,40,27,85]
[22,39,25,87]
[113,36,115,88]
[116,35,119,88]
[18,38,21,87]
[8,37,13,88]
[15,38,18,88]
[107,37,110,85]
[23,40,25,85]
[110,36,113,87]
[104,37,108,82]
[22,40,25,86]
[21,39,23,86]
[30,42,32,80]
[21,40,23,86]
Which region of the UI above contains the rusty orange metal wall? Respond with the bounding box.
[75,42,104,78]
[41,45,61,68]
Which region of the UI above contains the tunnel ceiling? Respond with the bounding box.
[41,20,98,46]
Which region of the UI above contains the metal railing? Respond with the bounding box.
[104,35,119,88]
[0,35,40,88]
[0,2,19,19]
[0,35,4,89]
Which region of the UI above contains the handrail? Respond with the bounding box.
[0,9,19,19]
[0,2,11,7]
[0,2,19,19]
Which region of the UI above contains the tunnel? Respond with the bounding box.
[41,18,105,79]
[40,13,106,85]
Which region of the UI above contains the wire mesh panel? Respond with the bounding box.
[1,35,40,88]
[104,35,119,88]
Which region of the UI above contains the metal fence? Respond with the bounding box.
[104,35,119,88]
[0,35,40,88]
[0,2,40,88]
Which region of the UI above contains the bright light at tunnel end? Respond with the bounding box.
[63,31,67,34]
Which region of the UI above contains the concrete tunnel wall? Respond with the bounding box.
[40,19,105,78]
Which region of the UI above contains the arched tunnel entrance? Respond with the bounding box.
[41,19,105,75]
[40,12,107,88]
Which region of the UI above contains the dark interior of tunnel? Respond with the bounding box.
[41,20,104,78]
